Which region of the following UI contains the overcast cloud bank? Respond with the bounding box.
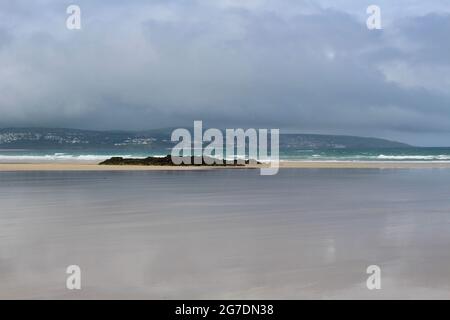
[0,0,450,145]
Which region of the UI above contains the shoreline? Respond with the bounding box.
[1,161,450,171]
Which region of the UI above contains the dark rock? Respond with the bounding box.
[99,155,259,166]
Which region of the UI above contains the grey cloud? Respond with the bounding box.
[0,1,450,145]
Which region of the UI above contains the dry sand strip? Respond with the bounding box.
[279,161,450,169]
[1,162,450,171]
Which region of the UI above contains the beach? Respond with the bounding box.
[1,161,450,171]
[1,167,450,299]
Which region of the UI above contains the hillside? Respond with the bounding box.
[0,127,411,150]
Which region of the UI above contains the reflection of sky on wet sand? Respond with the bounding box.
[0,169,449,299]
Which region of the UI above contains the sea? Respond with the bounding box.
[1,147,450,162]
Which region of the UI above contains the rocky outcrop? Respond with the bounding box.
[99,155,259,166]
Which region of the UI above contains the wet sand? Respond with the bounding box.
[1,169,450,299]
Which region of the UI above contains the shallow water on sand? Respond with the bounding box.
[0,169,450,299]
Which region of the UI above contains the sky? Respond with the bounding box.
[0,0,450,146]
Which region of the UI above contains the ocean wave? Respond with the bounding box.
[0,153,145,162]
[300,154,450,161]
[2,152,450,163]
[376,154,450,160]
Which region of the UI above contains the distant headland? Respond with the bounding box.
[0,127,411,150]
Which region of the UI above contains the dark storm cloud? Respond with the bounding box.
[0,0,450,145]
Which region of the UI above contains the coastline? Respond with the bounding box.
[2,161,450,171]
